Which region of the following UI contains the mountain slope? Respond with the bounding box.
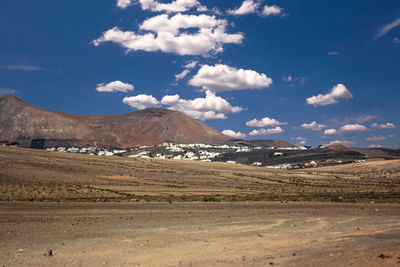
[0,95,231,148]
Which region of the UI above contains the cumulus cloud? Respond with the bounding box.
[121,0,205,13]
[122,94,160,109]
[291,137,308,146]
[222,129,246,139]
[96,80,134,93]
[339,124,369,133]
[306,84,353,106]
[246,117,287,127]
[262,5,282,16]
[175,69,190,81]
[366,136,386,142]
[249,127,284,136]
[375,17,400,39]
[93,14,243,56]
[371,122,396,129]
[184,60,198,69]
[324,129,339,135]
[161,90,243,120]
[299,121,327,131]
[324,140,356,147]
[227,0,260,16]
[394,38,400,44]
[116,0,132,9]
[188,64,272,92]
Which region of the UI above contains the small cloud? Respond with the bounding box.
[324,140,356,147]
[246,117,287,127]
[96,81,134,93]
[295,76,306,84]
[0,87,18,95]
[227,0,260,16]
[123,94,160,109]
[222,129,246,139]
[116,0,132,9]
[183,60,198,69]
[366,136,386,142]
[175,69,190,81]
[262,5,283,16]
[369,144,383,148]
[371,122,396,129]
[298,121,327,131]
[327,51,339,56]
[394,37,400,43]
[324,129,339,135]
[249,127,284,136]
[306,83,353,106]
[339,124,369,133]
[389,134,396,138]
[282,76,293,82]
[375,17,400,39]
[291,137,308,146]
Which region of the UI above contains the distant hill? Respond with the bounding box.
[0,95,233,148]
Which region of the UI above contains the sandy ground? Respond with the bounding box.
[1,202,400,266]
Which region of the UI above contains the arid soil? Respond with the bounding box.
[1,202,400,266]
[1,146,400,266]
[1,146,400,203]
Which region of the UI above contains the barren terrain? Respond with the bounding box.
[1,146,400,266]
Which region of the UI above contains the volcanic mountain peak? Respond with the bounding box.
[0,95,233,148]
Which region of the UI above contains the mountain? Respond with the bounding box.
[0,95,232,148]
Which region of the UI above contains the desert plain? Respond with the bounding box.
[1,146,400,266]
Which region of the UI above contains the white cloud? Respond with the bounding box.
[249,127,284,136]
[123,94,160,109]
[116,0,132,9]
[188,64,272,92]
[96,80,134,93]
[135,0,204,13]
[262,5,282,16]
[184,60,198,69]
[282,76,292,82]
[389,134,396,138]
[246,117,287,127]
[306,84,353,106]
[366,136,386,142]
[161,90,243,121]
[324,140,356,147]
[0,64,48,72]
[375,17,400,39]
[324,129,339,135]
[339,124,368,133]
[222,129,246,139]
[394,38,400,43]
[369,144,383,148]
[175,69,190,81]
[371,122,396,129]
[299,121,327,131]
[227,0,260,16]
[93,14,243,56]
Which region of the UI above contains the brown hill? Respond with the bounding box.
[0,95,232,148]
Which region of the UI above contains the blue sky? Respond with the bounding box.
[1,0,399,148]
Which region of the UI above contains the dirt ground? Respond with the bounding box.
[1,146,400,266]
[1,146,400,203]
[1,202,400,266]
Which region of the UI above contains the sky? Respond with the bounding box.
[0,0,399,148]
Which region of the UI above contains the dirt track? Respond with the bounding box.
[1,202,400,266]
